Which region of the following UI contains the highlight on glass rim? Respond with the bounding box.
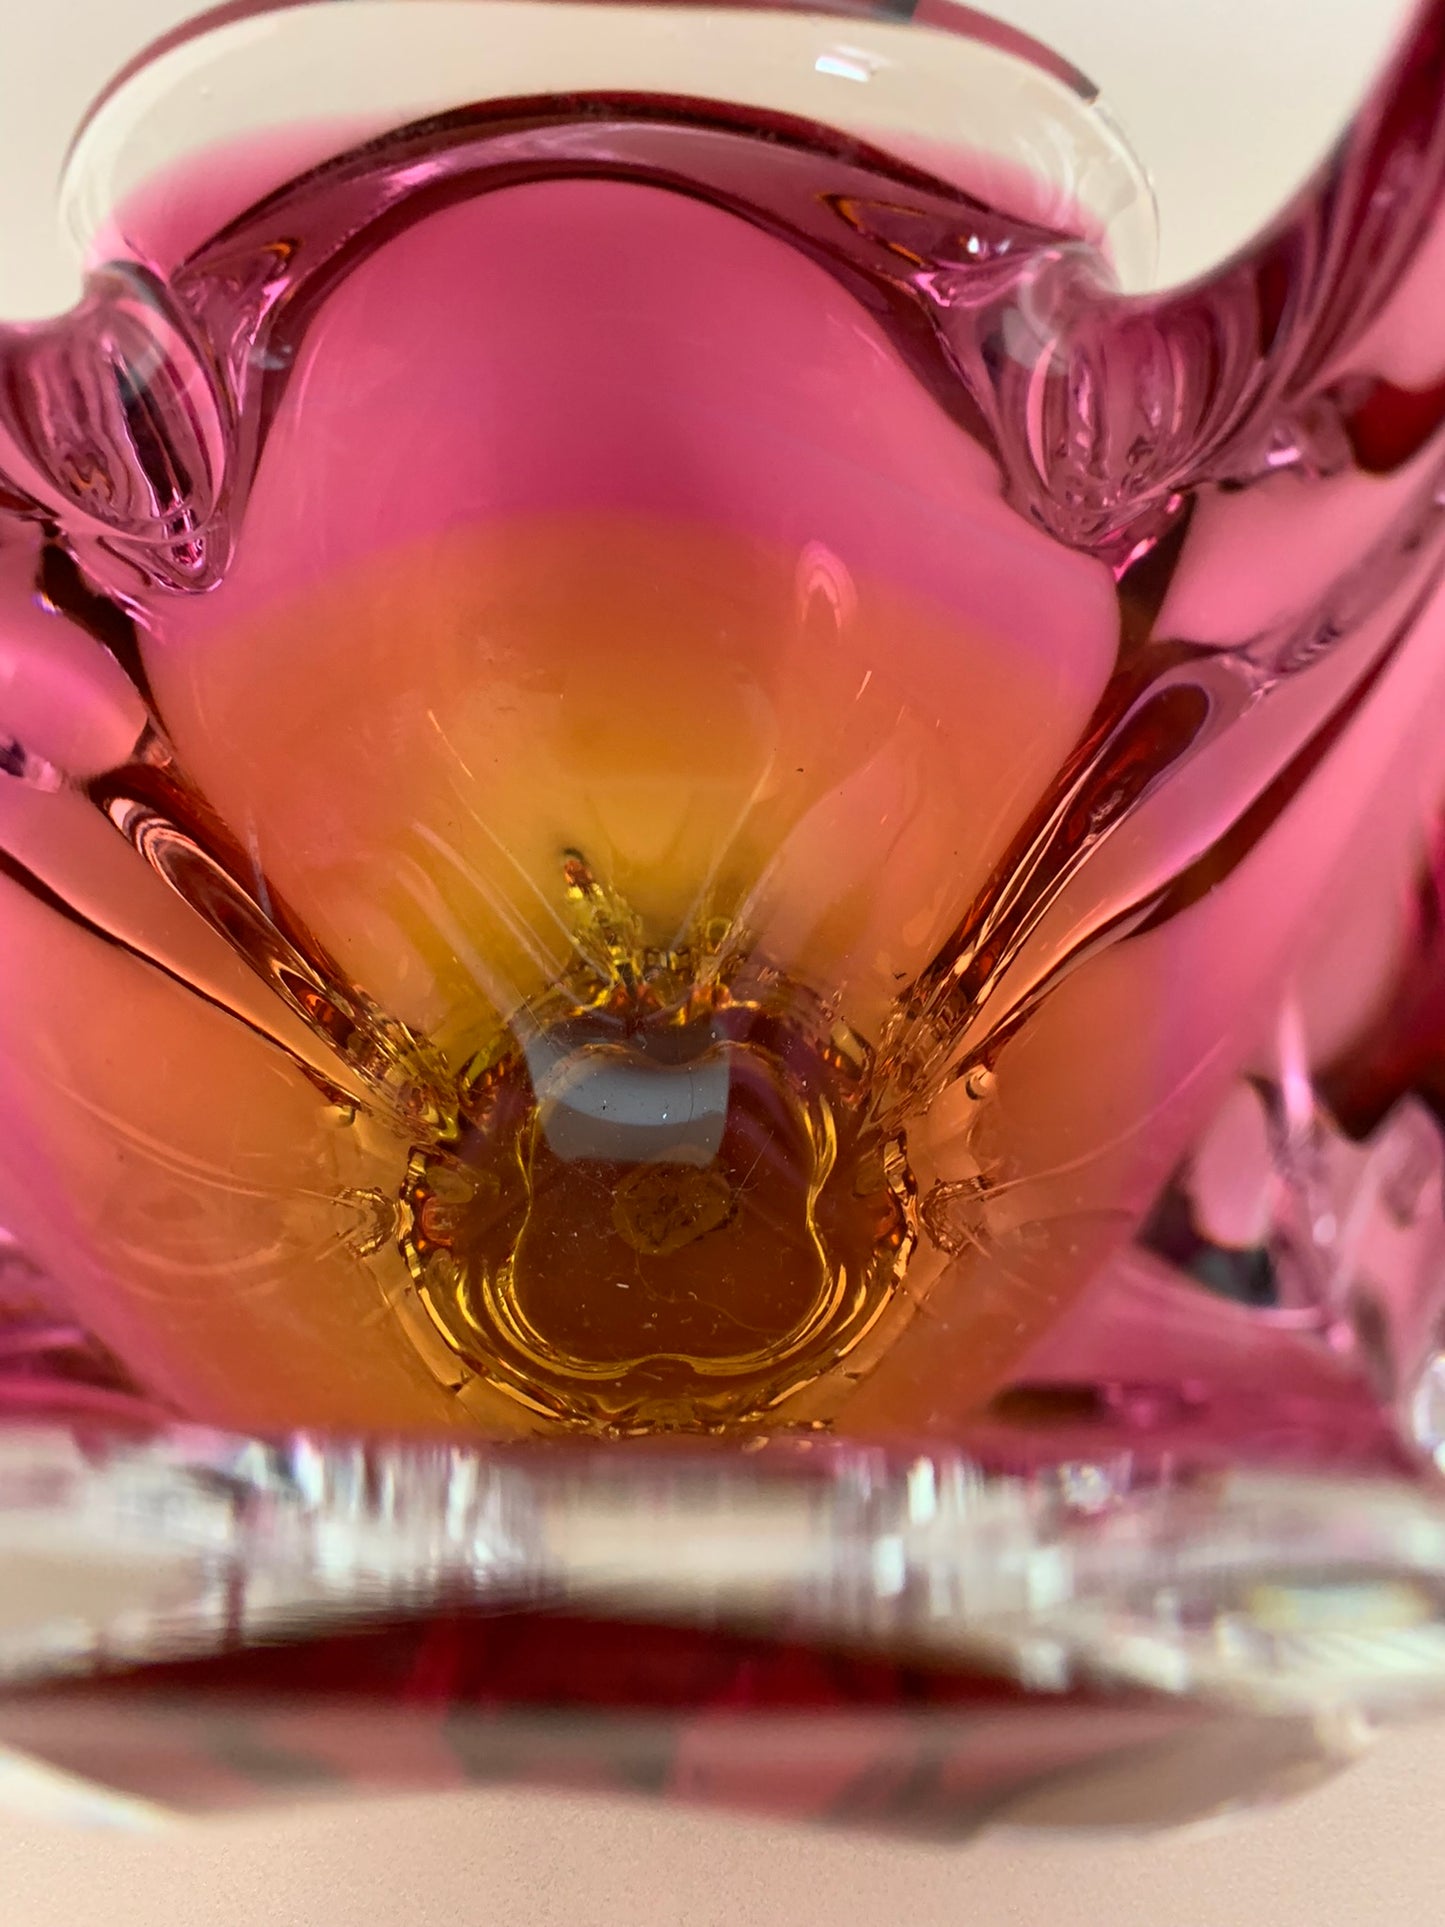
[3,0,1445,1840]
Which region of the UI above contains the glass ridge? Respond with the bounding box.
[2,0,1445,1835]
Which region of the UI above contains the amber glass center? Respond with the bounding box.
[398,860,915,1433]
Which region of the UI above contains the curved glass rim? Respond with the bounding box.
[58,0,1161,292]
[70,0,1103,154]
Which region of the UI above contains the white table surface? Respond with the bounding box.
[1,1725,1444,1927]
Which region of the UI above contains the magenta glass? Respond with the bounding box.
[3,0,1445,1837]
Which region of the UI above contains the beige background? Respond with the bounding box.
[0,1730,1443,1927]
[3,1,1444,1921]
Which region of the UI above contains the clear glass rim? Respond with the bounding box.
[58,0,1161,292]
[70,0,1105,154]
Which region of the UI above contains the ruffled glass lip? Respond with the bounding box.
[58,0,1158,295]
[0,1385,1436,1836]
[5,0,1445,1840]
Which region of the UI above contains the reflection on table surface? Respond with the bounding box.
[0,1718,1442,1927]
